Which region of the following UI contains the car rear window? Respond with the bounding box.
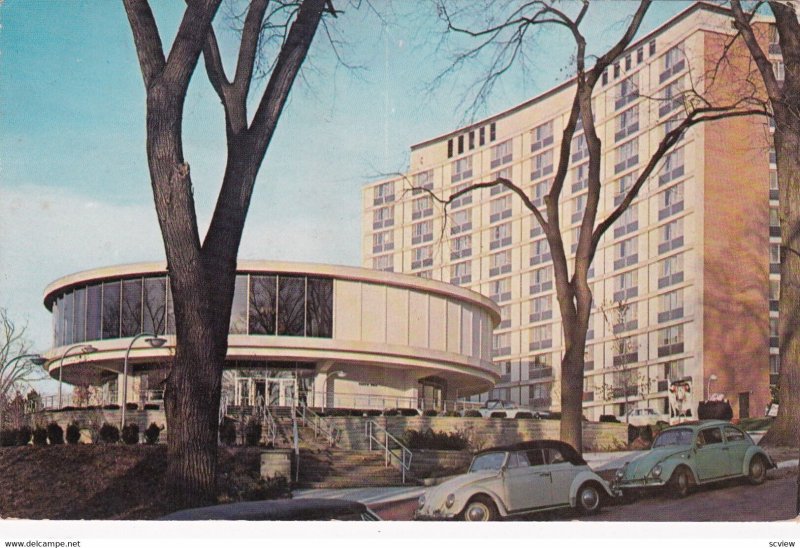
[724,426,746,442]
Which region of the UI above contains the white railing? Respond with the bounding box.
[36,390,165,412]
[365,420,413,484]
[297,403,339,447]
[264,406,277,447]
[323,393,484,413]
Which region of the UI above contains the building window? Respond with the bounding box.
[451,234,472,260]
[615,105,640,142]
[479,126,486,146]
[489,249,512,277]
[411,220,433,245]
[613,172,636,206]
[649,39,656,56]
[614,73,639,110]
[770,208,781,237]
[659,78,684,117]
[571,194,586,225]
[490,139,513,168]
[498,305,512,329]
[490,195,513,224]
[530,266,553,294]
[637,46,644,64]
[490,277,511,303]
[613,204,638,238]
[658,289,684,323]
[450,181,473,209]
[572,162,589,194]
[659,147,685,185]
[770,170,779,200]
[490,167,512,195]
[530,382,552,409]
[612,304,638,334]
[412,195,433,220]
[770,316,779,348]
[412,170,434,195]
[658,325,684,357]
[613,271,638,302]
[372,230,394,254]
[458,135,464,154]
[447,139,453,158]
[571,133,589,163]
[529,354,552,379]
[612,335,638,366]
[658,218,684,255]
[411,245,433,270]
[531,149,554,180]
[530,238,552,266]
[450,261,471,285]
[469,130,475,150]
[490,222,512,250]
[372,255,393,272]
[770,279,780,311]
[614,138,639,174]
[770,242,781,274]
[492,333,511,357]
[451,156,473,183]
[659,45,686,84]
[490,122,497,142]
[529,324,553,351]
[658,183,684,219]
[531,121,554,152]
[530,295,553,323]
[613,236,638,269]
[372,205,394,229]
[373,181,395,205]
[530,179,550,208]
[658,253,684,289]
[773,60,785,82]
[451,209,472,235]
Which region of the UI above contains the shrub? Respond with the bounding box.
[218,472,291,503]
[144,423,162,445]
[16,426,32,446]
[122,423,139,445]
[102,404,120,410]
[32,427,48,445]
[244,419,261,446]
[443,410,461,417]
[422,409,438,417]
[402,428,469,451]
[463,410,481,418]
[399,408,420,417]
[220,419,237,446]
[66,422,82,444]
[46,422,64,445]
[362,410,382,417]
[382,408,399,417]
[599,414,620,423]
[0,429,16,447]
[99,423,120,444]
[143,403,160,411]
[125,403,138,411]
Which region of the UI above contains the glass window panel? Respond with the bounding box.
[143,277,167,336]
[166,279,176,335]
[229,275,249,335]
[278,276,305,336]
[102,281,121,340]
[86,284,102,341]
[62,291,74,346]
[121,278,143,337]
[249,275,277,335]
[306,277,333,338]
[73,288,86,344]
[53,297,62,347]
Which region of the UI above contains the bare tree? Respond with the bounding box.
[123,0,334,506]
[424,0,769,451]
[0,308,45,430]
[730,1,800,450]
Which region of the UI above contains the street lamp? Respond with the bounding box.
[121,332,167,429]
[707,374,719,400]
[321,371,346,413]
[58,344,97,409]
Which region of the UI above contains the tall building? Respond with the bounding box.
[362,3,781,420]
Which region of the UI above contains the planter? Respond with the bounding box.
[260,449,293,482]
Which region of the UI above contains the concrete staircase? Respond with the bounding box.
[295,448,408,488]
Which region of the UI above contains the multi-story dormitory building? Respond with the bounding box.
[362,3,782,420]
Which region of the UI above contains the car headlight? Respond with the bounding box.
[418,494,426,509]
[616,464,628,479]
[650,464,662,478]
[445,494,456,508]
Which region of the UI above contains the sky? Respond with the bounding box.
[0,0,693,393]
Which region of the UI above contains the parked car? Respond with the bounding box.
[619,408,668,426]
[612,420,775,498]
[161,498,381,521]
[414,440,615,521]
[477,399,535,418]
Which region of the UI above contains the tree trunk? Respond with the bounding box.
[558,279,591,452]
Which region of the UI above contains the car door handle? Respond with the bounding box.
[538,472,552,477]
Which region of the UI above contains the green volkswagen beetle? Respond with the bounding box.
[612,420,775,497]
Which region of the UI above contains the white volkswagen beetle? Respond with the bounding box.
[414,440,615,521]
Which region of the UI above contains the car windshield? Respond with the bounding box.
[652,427,694,448]
[469,452,507,472]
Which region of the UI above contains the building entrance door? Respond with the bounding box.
[738,392,750,419]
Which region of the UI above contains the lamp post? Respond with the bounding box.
[0,353,46,428]
[58,344,97,409]
[706,374,719,400]
[321,371,346,413]
[121,332,167,429]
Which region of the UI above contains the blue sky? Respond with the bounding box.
[0,1,691,392]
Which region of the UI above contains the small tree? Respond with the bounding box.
[0,308,46,430]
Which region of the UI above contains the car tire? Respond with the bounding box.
[461,496,499,522]
[747,455,768,485]
[667,467,692,498]
[575,483,603,516]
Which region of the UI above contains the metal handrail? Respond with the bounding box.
[297,403,339,447]
[365,420,413,484]
[264,405,277,447]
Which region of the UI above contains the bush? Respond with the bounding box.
[402,428,469,451]
[698,400,733,420]
[0,429,17,447]
[99,423,120,444]
[362,410,382,417]
[244,419,261,446]
[125,403,138,411]
[443,410,461,417]
[122,423,139,445]
[46,422,64,445]
[599,414,620,423]
[143,403,160,411]
[423,409,438,417]
[399,408,420,417]
[220,419,237,446]
[16,426,32,446]
[463,410,481,418]
[66,422,82,444]
[382,408,399,417]
[144,423,162,445]
[32,427,48,445]
[102,404,120,410]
